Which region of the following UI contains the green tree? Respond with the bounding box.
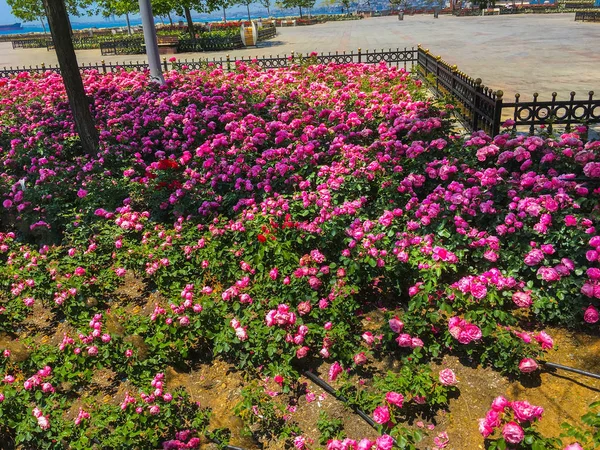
[152,0,176,25]
[276,0,314,17]
[7,0,48,33]
[7,0,85,33]
[258,0,271,15]
[172,0,220,39]
[237,0,254,20]
[321,0,352,14]
[97,0,138,34]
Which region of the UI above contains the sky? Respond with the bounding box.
[0,1,17,23]
[0,0,267,24]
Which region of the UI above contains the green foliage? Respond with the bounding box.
[561,401,600,449]
[317,411,345,444]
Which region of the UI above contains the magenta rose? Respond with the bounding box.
[519,358,538,373]
[584,305,599,323]
[438,369,457,386]
[502,421,524,444]
[388,317,404,333]
[375,434,394,450]
[512,291,532,308]
[478,418,494,438]
[537,267,560,282]
[511,400,544,423]
[372,405,390,425]
[385,391,404,408]
[491,395,509,412]
[563,443,584,450]
[395,333,412,347]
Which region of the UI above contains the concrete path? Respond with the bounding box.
[1,14,599,99]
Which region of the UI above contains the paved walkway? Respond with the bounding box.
[1,13,599,99]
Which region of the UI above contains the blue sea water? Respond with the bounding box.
[0,9,343,36]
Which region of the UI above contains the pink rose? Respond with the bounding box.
[519,358,538,373]
[375,434,394,450]
[584,305,599,323]
[502,421,524,444]
[534,331,553,350]
[388,316,404,333]
[328,362,343,382]
[296,346,309,359]
[491,395,509,412]
[537,267,560,282]
[372,405,390,424]
[357,439,373,450]
[485,409,501,428]
[512,291,532,308]
[353,352,367,365]
[438,369,457,386]
[37,415,50,430]
[478,418,494,438]
[511,400,544,422]
[385,391,404,408]
[563,443,584,450]
[396,333,412,347]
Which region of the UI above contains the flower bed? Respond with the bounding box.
[0,61,598,449]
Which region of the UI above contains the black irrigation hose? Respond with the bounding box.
[544,361,600,381]
[302,370,398,445]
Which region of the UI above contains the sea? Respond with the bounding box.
[0,9,343,36]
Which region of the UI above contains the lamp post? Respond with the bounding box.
[138,0,165,84]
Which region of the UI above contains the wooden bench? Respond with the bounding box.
[143,36,179,55]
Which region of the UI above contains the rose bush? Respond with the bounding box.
[0,61,598,447]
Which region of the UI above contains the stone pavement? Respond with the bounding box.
[1,13,599,99]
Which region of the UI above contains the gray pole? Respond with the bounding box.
[138,0,165,84]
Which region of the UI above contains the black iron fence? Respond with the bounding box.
[575,10,600,21]
[0,47,597,136]
[11,38,48,49]
[99,38,145,56]
[504,91,600,134]
[257,24,277,41]
[416,47,503,135]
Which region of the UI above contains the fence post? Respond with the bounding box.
[163,57,168,72]
[101,60,106,74]
[435,55,441,92]
[226,54,231,71]
[529,92,539,134]
[472,78,483,132]
[358,47,362,64]
[41,62,45,73]
[492,90,503,136]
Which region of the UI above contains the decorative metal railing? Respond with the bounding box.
[416,46,503,136]
[99,38,144,56]
[575,10,600,21]
[504,91,600,134]
[257,24,277,41]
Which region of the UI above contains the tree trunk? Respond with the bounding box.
[40,16,47,35]
[299,5,303,17]
[223,6,227,22]
[42,0,98,156]
[184,6,194,39]
[247,3,251,21]
[168,12,173,25]
[125,12,132,35]
[267,5,270,15]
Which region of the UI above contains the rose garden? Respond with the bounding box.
[0,50,599,450]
